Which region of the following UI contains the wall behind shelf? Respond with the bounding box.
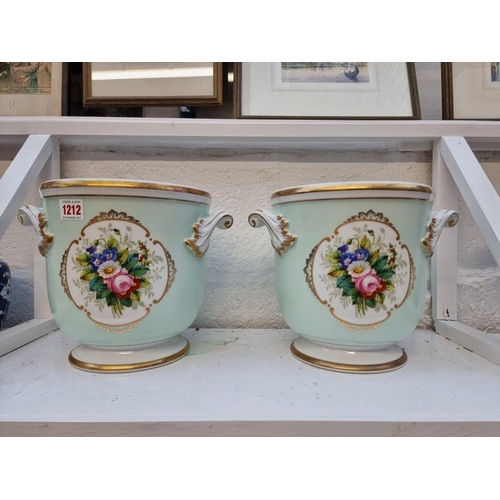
[0,63,498,331]
[1,145,499,332]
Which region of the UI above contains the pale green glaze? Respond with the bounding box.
[273,198,432,347]
[43,196,209,346]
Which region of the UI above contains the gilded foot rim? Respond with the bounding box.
[290,337,407,374]
[68,335,190,373]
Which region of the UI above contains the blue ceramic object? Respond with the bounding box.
[0,259,11,330]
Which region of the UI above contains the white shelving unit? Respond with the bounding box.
[1,117,499,436]
[1,328,499,437]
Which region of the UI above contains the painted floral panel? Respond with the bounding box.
[305,211,415,333]
[60,210,175,334]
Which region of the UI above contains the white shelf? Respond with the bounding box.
[1,118,499,437]
[1,328,499,436]
[1,117,500,150]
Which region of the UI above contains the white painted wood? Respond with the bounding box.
[0,329,499,436]
[0,118,499,150]
[431,141,459,321]
[0,135,58,348]
[0,319,58,357]
[439,136,500,267]
[33,140,60,319]
[0,135,58,239]
[435,320,500,367]
[0,120,498,381]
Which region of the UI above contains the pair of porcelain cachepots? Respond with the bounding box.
[18,179,457,374]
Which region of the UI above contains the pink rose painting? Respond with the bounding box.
[352,270,382,297]
[104,269,142,299]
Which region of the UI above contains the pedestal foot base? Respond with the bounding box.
[68,335,190,373]
[290,337,407,373]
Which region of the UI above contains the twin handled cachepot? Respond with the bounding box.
[249,182,458,373]
[18,179,233,373]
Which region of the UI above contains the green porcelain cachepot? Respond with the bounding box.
[249,182,458,373]
[18,179,233,373]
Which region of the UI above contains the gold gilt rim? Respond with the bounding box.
[271,182,434,200]
[290,340,408,373]
[68,341,190,373]
[40,179,211,199]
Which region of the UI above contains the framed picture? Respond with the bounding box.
[442,62,500,120]
[234,62,421,119]
[0,62,65,115]
[83,62,223,107]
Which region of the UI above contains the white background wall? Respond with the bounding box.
[1,62,499,332]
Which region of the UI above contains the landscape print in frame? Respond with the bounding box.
[235,62,420,120]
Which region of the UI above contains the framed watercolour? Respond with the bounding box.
[83,62,223,107]
[0,62,65,115]
[442,62,500,120]
[234,62,421,119]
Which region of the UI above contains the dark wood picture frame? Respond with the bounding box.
[441,63,454,120]
[83,62,223,107]
[234,62,421,120]
[442,62,500,120]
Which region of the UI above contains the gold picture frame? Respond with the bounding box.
[83,62,223,107]
[442,62,500,120]
[234,62,421,120]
